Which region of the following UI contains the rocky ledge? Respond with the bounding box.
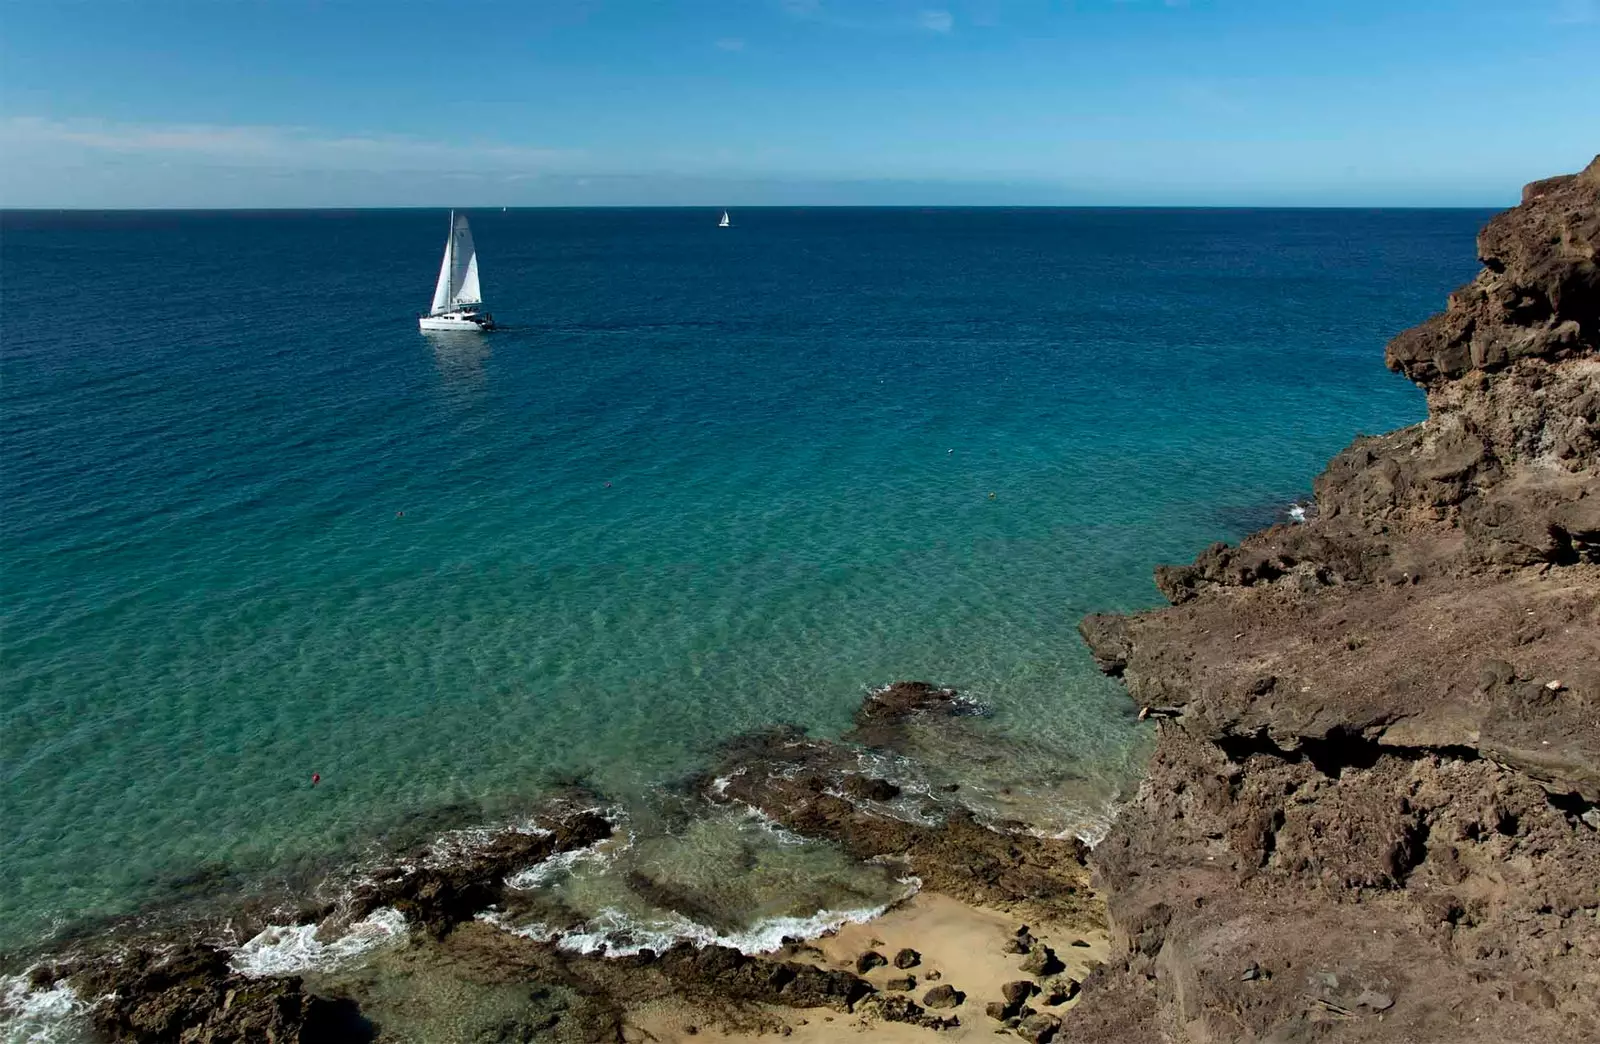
[1072,156,1600,1041]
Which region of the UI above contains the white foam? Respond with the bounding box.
[708,767,746,797]
[417,819,554,870]
[504,826,629,890]
[1288,503,1308,523]
[0,973,87,1044]
[734,804,810,846]
[542,899,903,958]
[228,907,407,977]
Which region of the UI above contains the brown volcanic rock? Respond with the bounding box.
[848,680,978,748]
[347,808,613,937]
[1072,159,1600,1042]
[644,942,875,1011]
[705,722,1098,924]
[1387,155,1599,387]
[67,944,370,1044]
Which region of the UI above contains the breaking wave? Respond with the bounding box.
[0,973,87,1044]
[228,907,408,977]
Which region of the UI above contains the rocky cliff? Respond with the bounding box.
[1073,156,1600,1042]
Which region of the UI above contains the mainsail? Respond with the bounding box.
[430,212,482,314]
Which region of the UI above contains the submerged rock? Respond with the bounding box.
[349,808,613,937]
[704,727,1098,924]
[848,681,978,749]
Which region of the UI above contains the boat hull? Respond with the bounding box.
[419,312,495,332]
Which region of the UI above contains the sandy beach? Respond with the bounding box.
[630,892,1109,1042]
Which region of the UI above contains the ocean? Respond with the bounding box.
[1,206,1483,971]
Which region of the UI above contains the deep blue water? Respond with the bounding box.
[0,207,1483,953]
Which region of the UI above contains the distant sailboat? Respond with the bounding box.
[419,211,495,331]
[718,210,731,228]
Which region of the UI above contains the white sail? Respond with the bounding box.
[448,214,480,306]
[430,223,454,313]
[719,211,730,227]
[429,212,483,314]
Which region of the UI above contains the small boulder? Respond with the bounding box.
[885,976,915,992]
[922,984,963,1009]
[1069,938,1090,948]
[1040,978,1078,1006]
[893,947,921,969]
[985,1002,1008,1021]
[1002,938,1031,955]
[856,951,888,974]
[1001,980,1037,1008]
[1019,945,1063,977]
[1016,1012,1061,1043]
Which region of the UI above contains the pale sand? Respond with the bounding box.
[626,892,1109,1043]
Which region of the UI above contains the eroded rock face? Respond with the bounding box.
[1387,157,1599,388]
[1073,158,1600,1042]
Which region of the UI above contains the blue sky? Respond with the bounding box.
[1,0,1596,207]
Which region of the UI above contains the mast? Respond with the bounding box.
[447,209,455,312]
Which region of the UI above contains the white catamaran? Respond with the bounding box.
[718,210,731,228]
[420,211,495,331]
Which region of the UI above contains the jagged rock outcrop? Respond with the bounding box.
[1073,157,1600,1042]
[57,944,372,1043]
[347,808,613,937]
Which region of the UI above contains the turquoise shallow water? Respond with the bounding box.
[1,207,1482,952]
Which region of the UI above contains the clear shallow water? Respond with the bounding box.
[1,207,1482,953]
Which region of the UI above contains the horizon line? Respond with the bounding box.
[1,202,1507,213]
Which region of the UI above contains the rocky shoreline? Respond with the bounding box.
[5,684,1114,1043]
[6,158,1595,1043]
[1072,155,1600,1042]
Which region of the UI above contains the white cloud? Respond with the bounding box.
[918,9,954,33]
[0,116,580,173]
